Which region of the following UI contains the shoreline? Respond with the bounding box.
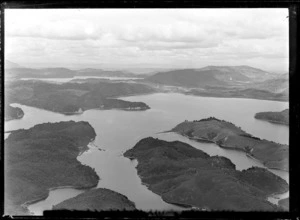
[124,140,287,212]
[10,103,150,117]
[21,184,97,212]
[184,90,288,103]
[177,132,290,205]
[178,132,288,172]
[254,117,289,126]
[22,140,100,215]
[267,190,289,207]
[124,156,190,211]
[9,90,288,118]
[107,89,289,104]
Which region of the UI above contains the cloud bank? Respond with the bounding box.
[5,9,288,72]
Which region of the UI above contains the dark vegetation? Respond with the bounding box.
[171,118,289,171]
[5,80,153,114]
[5,64,288,102]
[43,209,291,218]
[255,109,289,125]
[75,68,142,78]
[146,69,232,88]
[124,137,288,211]
[5,105,24,121]
[145,66,288,102]
[5,121,99,215]
[278,198,289,211]
[53,188,136,211]
[146,66,280,87]
[186,87,288,102]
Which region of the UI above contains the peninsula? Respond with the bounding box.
[53,188,136,211]
[5,105,24,121]
[170,117,288,171]
[255,109,289,125]
[5,80,153,115]
[124,137,288,211]
[5,121,100,215]
[278,198,289,211]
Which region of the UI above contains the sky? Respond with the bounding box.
[5,9,289,72]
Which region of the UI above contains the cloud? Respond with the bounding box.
[5,9,289,72]
[6,18,103,40]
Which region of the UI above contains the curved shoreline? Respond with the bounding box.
[127,158,189,211]
[175,132,290,209]
[22,184,98,215]
[176,132,288,172]
[23,139,100,215]
[124,137,288,211]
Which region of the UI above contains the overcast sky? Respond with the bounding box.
[5,9,288,72]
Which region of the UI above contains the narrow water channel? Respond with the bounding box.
[5,93,289,214]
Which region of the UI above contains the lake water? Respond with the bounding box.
[21,76,142,83]
[4,93,289,214]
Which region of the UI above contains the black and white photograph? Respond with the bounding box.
[3,8,291,216]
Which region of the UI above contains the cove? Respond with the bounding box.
[4,93,289,214]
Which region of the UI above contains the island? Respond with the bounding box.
[5,80,153,115]
[255,109,289,125]
[5,105,24,121]
[170,117,289,171]
[53,188,136,211]
[5,121,100,215]
[124,137,288,211]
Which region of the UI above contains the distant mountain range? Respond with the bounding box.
[5,60,144,79]
[5,60,288,101]
[5,67,142,79]
[5,61,284,82]
[5,60,23,69]
[75,68,140,78]
[144,65,288,101]
[145,65,280,88]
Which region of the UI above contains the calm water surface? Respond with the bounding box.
[21,76,142,83]
[5,93,289,214]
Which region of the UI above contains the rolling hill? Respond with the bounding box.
[255,109,289,125]
[5,121,99,215]
[171,117,289,171]
[146,66,279,88]
[4,63,143,79]
[75,68,142,78]
[124,137,288,211]
[5,80,154,114]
